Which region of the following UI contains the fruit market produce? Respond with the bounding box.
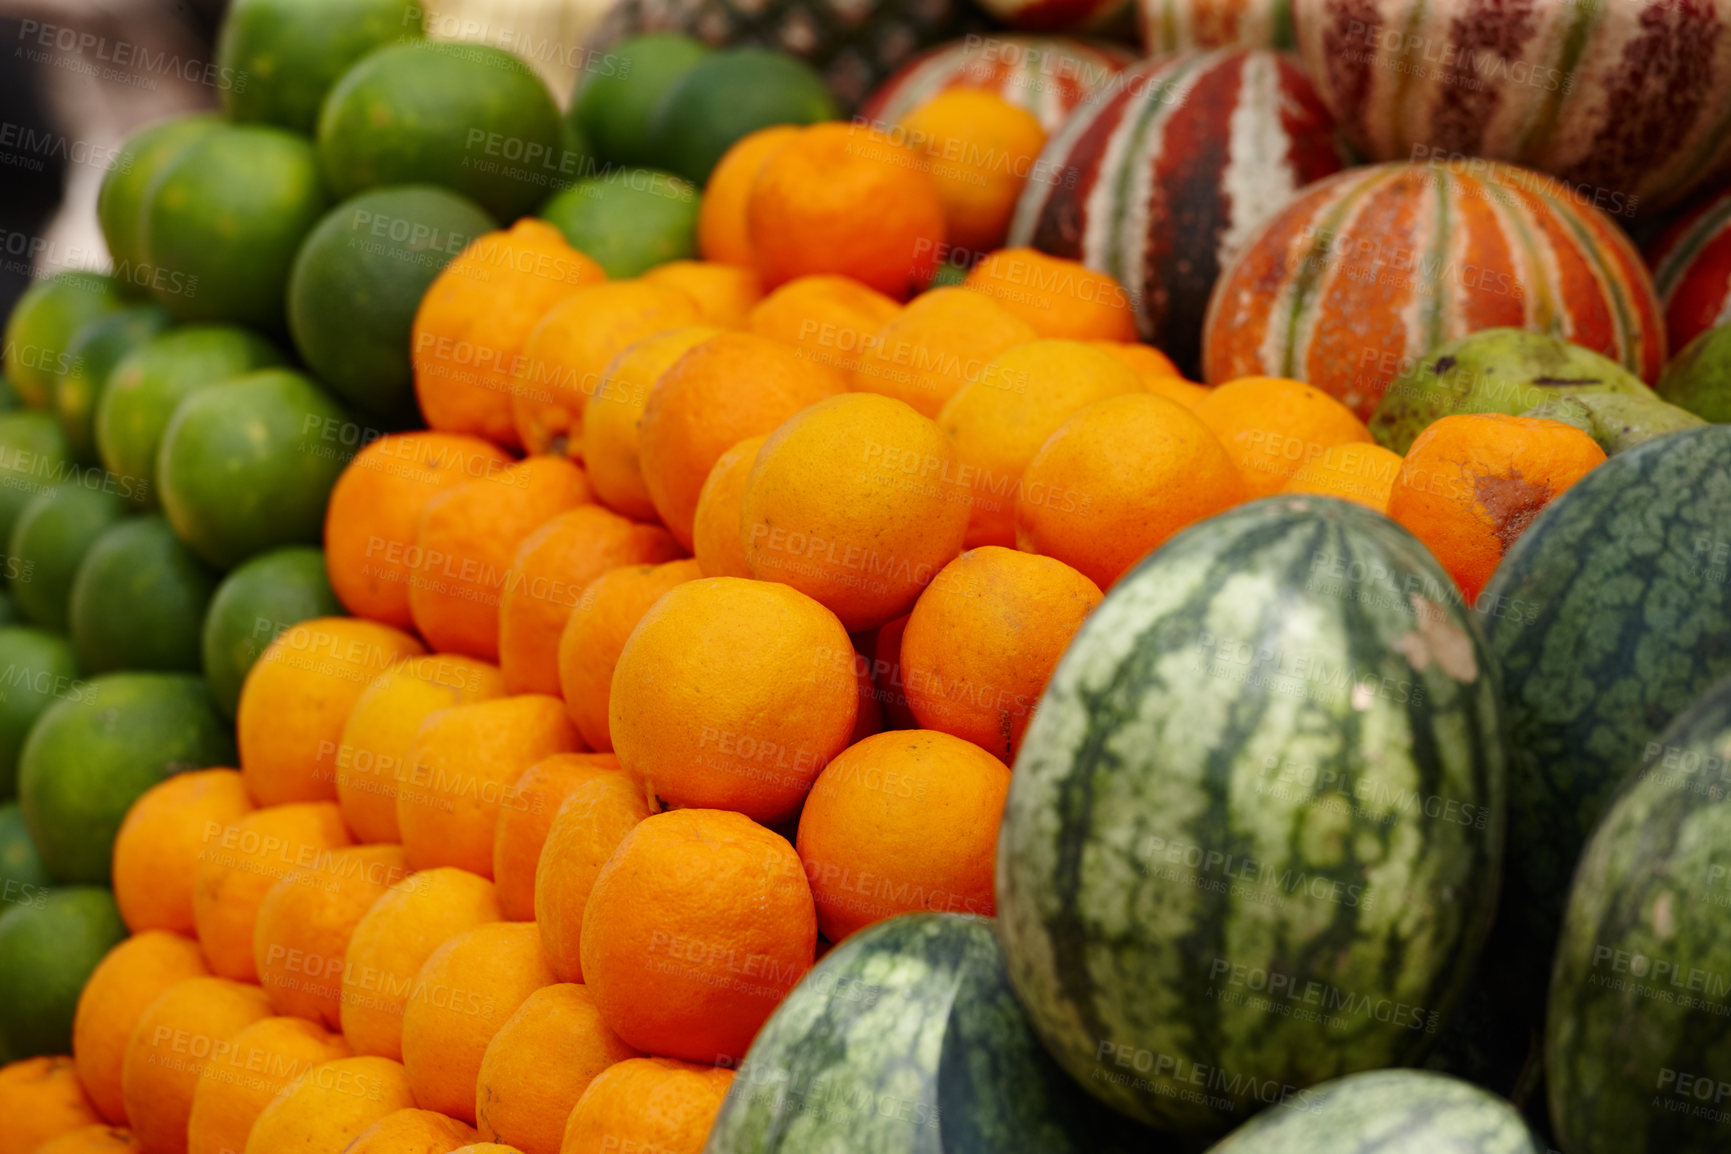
[1010,48,1343,375]
[538,170,701,277]
[96,115,221,279]
[1648,185,1731,359]
[1138,0,1292,52]
[67,517,217,674]
[998,496,1505,1135]
[647,48,840,185]
[1294,0,1731,215]
[1520,392,1706,456]
[0,628,78,799]
[55,304,172,464]
[862,35,1133,132]
[972,0,1129,32]
[1658,321,1731,424]
[198,547,344,719]
[6,485,126,632]
[1204,159,1667,420]
[0,412,72,545]
[0,889,127,1058]
[571,34,713,167]
[2,273,128,409]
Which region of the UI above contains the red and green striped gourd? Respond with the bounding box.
[1203,159,1667,420]
[860,35,1135,133]
[1647,184,1731,358]
[1009,49,1344,376]
[1293,0,1731,215]
[1138,0,1293,54]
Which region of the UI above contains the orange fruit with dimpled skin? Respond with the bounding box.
[73,931,212,1125]
[580,327,722,521]
[698,126,801,267]
[33,1127,139,1154]
[690,436,763,580]
[896,90,1046,253]
[477,984,640,1154]
[343,1108,478,1154]
[408,456,594,661]
[0,1056,103,1152]
[111,769,253,936]
[534,768,660,984]
[638,330,847,549]
[336,655,508,844]
[580,809,815,1063]
[1017,392,1246,588]
[341,867,503,1061]
[797,729,1010,941]
[938,339,1143,548]
[1281,442,1403,511]
[643,261,762,327]
[185,1016,351,1154]
[747,122,947,299]
[963,248,1137,340]
[237,617,426,806]
[1387,413,1606,602]
[1089,340,1181,382]
[399,695,581,878]
[509,280,702,457]
[869,614,918,729]
[850,287,1037,418]
[746,274,901,375]
[122,977,274,1154]
[556,560,701,751]
[412,220,605,450]
[193,802,353,983]
[324,432,516,630]
[739,393,970,631]
[498,505,683,697]
[900,546,1102,760]
[609,577,857,823]
[493,753,620,921]
[1193,376,1374,499]
[242,1056,417,1154]
[559,1057,733,1154]
[253,844,411,1029]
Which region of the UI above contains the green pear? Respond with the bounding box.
[1657,323,1731,423]
[1522,393,1706,454]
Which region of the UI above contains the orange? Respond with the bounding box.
[609,577,857,823]
[254,844,412,1029]
[336,655,508,844]
[510,280,703,457]
[1281,442,1404,511]
[895,90,1046,253]
[556,559,702,751]
[111,769,254,935]
[341,867,503,1061]
[34,1128,139,1154]
[413,220,605,449]
[580,326,722,521]
[399,695,581,877]
[533,769,660,984]
[797,729,1010,940]
[697,126,801,267]
[344,1109,479,1154]
[746,122,947,299]
[1387,413,1606,602]
[408,455,595,661]
[690,437,763,580]
[185,1016,350,1154]
[559,1058,733,1154]
[324,432,517,629]
[401,923,555,1123]
[1017,392,1245,588]
[493,753,622,921]
[963,248,1137,340]
[237,617,426,806]
[643,261,762,327]
[868,615,918,729]
[899,546,1101,760]
[580,809,815,1063]
[73,932,212,1125]
[850,286,1037,417]
[740,393,970,630]
[453,1147,521,1153]
[1090,340,1182,384]
[0,1056,102,1153]
[192,802,354,982]
[937,339,1143,547]
[746,274,901,376]
[1194,376,1375,499]
[847,642,885,745]
[476,985,640,1154]
[638,330,848,548]
[498,505,683,696]
[121,976,274,1154]
[1144,375,1211,409]
[242,1056,417,1154]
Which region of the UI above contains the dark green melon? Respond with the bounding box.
[1206,1069,1542,1152]
[996,495,1506,1137]
[703,913,1162,1153]
[1546,673,1731,1154]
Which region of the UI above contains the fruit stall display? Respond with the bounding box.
[0,0,1726,1149]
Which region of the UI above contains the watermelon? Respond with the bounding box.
[1010,49,1343,377]
[996,495,1506,1137]
[702,912,1160,1152]
[1647,184,1731,359]
[860,36,1135,134]
[1547,672,1731,1153]
[1293,0,1731,216]
[1206,1069,1542,1152]
[1138,0,1293,53]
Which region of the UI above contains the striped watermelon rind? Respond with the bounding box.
[998,495,1506,1136]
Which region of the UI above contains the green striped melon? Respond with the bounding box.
[702,913,1156,1152]
[1547,673,1731,1154]
[997,495,1506,1137]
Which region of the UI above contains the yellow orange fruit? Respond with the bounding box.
[493,753,621,921]
[850,286,1037,417]
[697,126,800,267]
[895,90,1046,253]
[185,1016,350,1154]
[690,437,763,581]
[1193,376,1374,498]
[533,769,660,984]
[73,931,212,1125]
[559,1058,733,1154]
[121,977,274,1154]
[242,1056,417,1154]
[0,1056,103,1153]
[111,769,254,936]
[643,261,762,327]
[963,248,1136,340]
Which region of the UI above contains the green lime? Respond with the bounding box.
[0,413,73,545]
[3,272,128,408]
[0,887,127,1055]
[202,546,343,719]
[0,803,49,910]
[57,304,172,464]
[539,168,699,277]
[0,593,16,627]
[0,378,19,412]
[288,186,496,418]
[7,485,128,633]
[0,628,79,801]
[98,115,223,281]
[648,48,837,185]
[69,517,218,674]
[573,34,711,167]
